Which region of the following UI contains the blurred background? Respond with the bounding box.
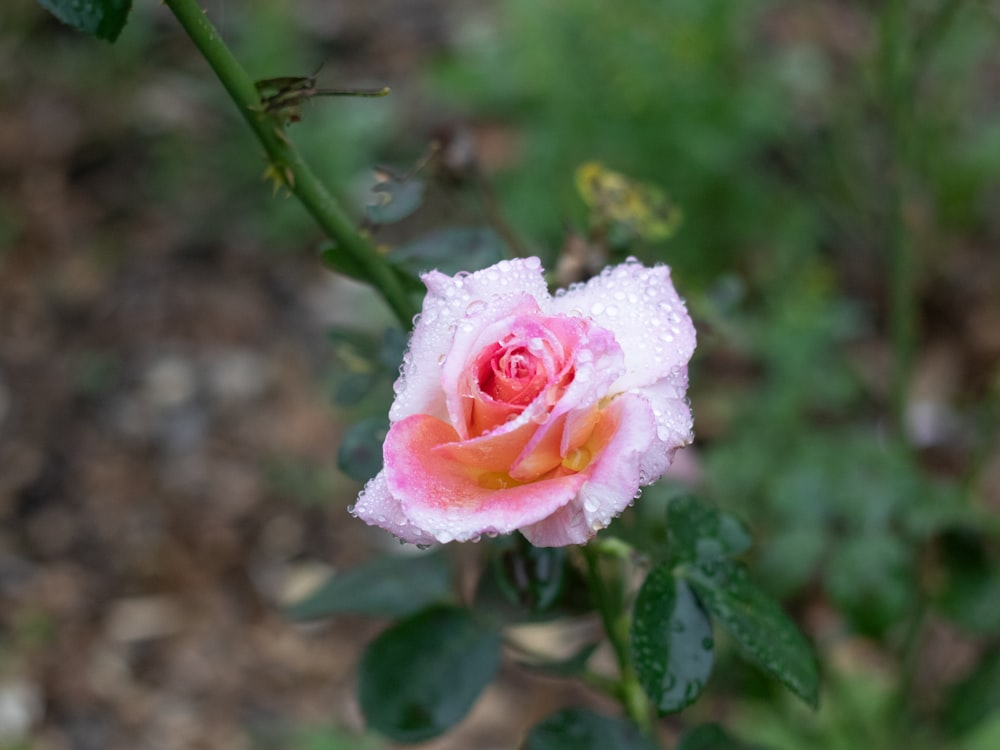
[1,0,999,748]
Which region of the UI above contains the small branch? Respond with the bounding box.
[163,0,418,330]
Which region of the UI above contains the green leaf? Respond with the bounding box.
[35,0,132,41]
[337,416,388,483]
[359,606,501,743]
[522,708,660,750]
[631,565,714,713]
[366,173,425,224]
[389,227,507,276]
[667,495,751,565]
[681,559,820,709]
[287,551,453,620]
[493,540,567,612]
[676,723,772,750]
[947,647,1000,737]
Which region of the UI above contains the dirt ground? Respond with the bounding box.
[0,3,603,749]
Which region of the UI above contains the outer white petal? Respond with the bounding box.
[634,370,695,481]
[388,257,550,424]
[351,471,437,545]
[549,260,696,393]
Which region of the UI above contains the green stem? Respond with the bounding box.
[162,0,417,330]
[879,0,916,432]
[581,545,655,738]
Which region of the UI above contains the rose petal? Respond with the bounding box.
[633,371,695,480]
[510,322,624,479]
[441,298,553,439]
[352,471,438,545]
[520,393,657,546]
[550,260,695,392]
[389,258,549,425]
[384,414,587,543]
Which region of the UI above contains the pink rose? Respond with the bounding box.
[351,257,695,546]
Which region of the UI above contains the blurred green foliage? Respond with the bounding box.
[427,0,1000,745]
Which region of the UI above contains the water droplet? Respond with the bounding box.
[465,299,487,316]
[590,302,606,315]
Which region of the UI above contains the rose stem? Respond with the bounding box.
[581,544,655,737]
[162,0,418,330]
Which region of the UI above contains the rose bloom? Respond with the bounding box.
[352,257,695,546]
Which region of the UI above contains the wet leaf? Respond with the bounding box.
[337,416,388,483]
[35,0,132,42]
[681,560,819,709]
[359,606,501,743]
[287,551,453,620]
[493,541,566,612]
[522,708,660,750]
[667,495,751,565]
[631,565,714,713]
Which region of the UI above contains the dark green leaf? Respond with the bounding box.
[676,723,771,750]
[667,495,751,565]
[287,551,452,620]
[337,416,388,483]
[366,174,425,224]
[631,565,714,713]
[474,546,591,626]
[359,606,501,743]
[681,560,819,709]
[522,709,660,750]
[390,227,507,276]
[946,647,1000,736]
[494,541,567,612]
[35,0,131,41]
